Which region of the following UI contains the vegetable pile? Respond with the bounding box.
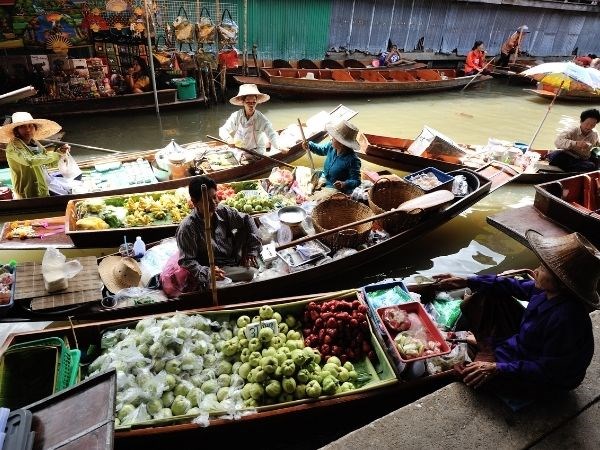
[87,301,376,426]
[221,192,295,214]
[302,300,374,364]
[74,189,190,230]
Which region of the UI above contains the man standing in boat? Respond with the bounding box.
[172,176,262,291]
[219,84,286,157]
[498,25,529,67]
[548,108,600,172]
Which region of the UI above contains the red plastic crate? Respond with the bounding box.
[376,302,451,363]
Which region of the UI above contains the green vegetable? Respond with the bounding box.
[270,336,283,349]
[260,356,278,374]
[104,197,125,207]
[259,305,274,320]
[249,383,264,400]
[258,327,274,343]
[201,379,218,394]
[261,347,277,358]
[217,373,231,387]
[174,382,191,397]
[249,351,262,367]
[118,404,135,421]
[291,349,309,367]
[171,395,191,416]
[146,398,162,415]
[240,348,251,363]
[327,356,342,366]
[217,386,230,402]
[287,330,302,341]
[343,362,354,372]
[238,362,252,379]
[161,391,175,407]
[248,338,262,352]
[186,387,203,407]
[217,360,232,375]
[306,380,322,398]
[297,368,310,384]
[165,359,181,375]
[237,315,251,328]
[295,384,307,399]
[285,315,297,329]
[272,312,282,323]
[281,359,296,377]
[164,374,177,390]
[322,375,338,395]
[337,382,355,393]
[99,207,123,228]
[282,377,296,394]
[265,380,282,398]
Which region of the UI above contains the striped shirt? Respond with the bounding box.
[175,205,261,284]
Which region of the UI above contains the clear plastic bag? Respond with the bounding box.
[41,247,82,292]
[57,152,82,180]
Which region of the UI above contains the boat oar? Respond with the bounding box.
[201,185,219,307]
[206,134,295,169]
[461,56,496,92]
[297,118,315,170]
[41,138,122,154]
[276,190,455,251]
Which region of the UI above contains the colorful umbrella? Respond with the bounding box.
[521,62,600,149]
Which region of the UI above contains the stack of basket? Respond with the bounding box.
[368,177,425,235]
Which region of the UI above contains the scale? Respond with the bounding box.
[277,206,307,241]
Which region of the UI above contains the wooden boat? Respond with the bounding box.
[0,105,355,218]
[356,132,578,185]
[524,88,600,102]
[4,169,495,322]
[488,61,536,84]
[532,171,600,247]
[2,89,207,119]
[233,68,492,98]
[0,288,456,446]
[267,58,426,71]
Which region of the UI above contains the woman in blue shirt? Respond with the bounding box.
[433,230,598,395]
[302,120,361,196]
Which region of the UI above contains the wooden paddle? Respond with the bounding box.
[206,134,295,169]
[201,185,218,306]
[276,190,455,251]
[41,138,122,154]
[297,118,315,170]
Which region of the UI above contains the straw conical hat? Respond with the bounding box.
[0,112,62,144]
[230,84,270,106]
[325,120,360,152]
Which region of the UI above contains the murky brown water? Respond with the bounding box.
[2,78,591,286]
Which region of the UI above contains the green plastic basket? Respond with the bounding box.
[7,337,80,392]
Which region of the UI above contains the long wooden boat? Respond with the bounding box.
[488,61,536,84]
[523,88,600,102]
[266,58,426,71]
[233,68,492,98]
[2,89,207,119]
[0,105,355,218]
[4,169,495,322]
[0,288,456,446]
[532,171,600,247]
[356,132,578,184]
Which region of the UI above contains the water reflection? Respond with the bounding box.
[25,78,588,282]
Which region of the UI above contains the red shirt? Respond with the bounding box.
[464,49,485,73]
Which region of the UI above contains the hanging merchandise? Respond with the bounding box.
[172,6,194,44]
[105,0,129,13]
[129,6,146,38]
[196,7,215,44]
[82,7,110,33]
[217,9,238,46]
[46,35,73,55]
[217,47,238,69]
[196,49,217,70]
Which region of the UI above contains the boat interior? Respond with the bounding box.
[541,172,600,213]
[264,68,459,82]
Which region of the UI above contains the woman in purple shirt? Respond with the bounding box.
[434,230,599,395]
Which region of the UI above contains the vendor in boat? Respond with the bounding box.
[219,83,286,155]
[302,120,362,198]
[175,176,262,287]
[432,230,597,397]
[379,43,402,67]
[498,25,529,67]
[0,111,70,199]
[464,41,489,76]
[548,108,600,172]
[125,57,151,94]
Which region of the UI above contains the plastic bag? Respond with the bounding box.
[196,7,215,44]
[112,287,168,306]
[41,247,82,292]
[58,152,82,180]
[173,6,194,43]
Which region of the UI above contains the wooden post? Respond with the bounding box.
[201,185,218,306]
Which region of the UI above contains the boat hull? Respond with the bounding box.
[524,88,600,102]
[234,68,492,98]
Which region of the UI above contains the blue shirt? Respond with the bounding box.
[467,275,594,391]
[308,141,361,194]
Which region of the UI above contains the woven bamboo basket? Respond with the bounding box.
[311,193,374,250]
[368,177,425,235]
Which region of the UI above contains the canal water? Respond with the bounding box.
[2,79,589,289]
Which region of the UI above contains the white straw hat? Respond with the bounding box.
[526,230,600,309]
[0,112,62,144]
[325,120,360,152]
[98,256,142,294]
[230,84,270,106]
[303,72,316,80]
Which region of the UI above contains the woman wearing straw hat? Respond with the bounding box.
[0,111,70,199]
[432,231,598,398]
[302,119,362,199]
[498,25,529,68]
[218,83,286,155]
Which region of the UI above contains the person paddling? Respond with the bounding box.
[0,111,70,199]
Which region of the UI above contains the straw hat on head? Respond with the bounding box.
[325,120,360,152]
[98,256,142,294]
[525,230,600,309]
[0,112,62,144]
[229,84,270,106]
[518,25,530,33]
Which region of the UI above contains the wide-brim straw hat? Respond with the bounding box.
[230,84,270,106]
[526,230,600,309]
[325,120,360,152]
[0,111,62,144]
[98,256,142,294]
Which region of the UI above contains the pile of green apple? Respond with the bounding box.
[224,305,360,407]
[221,192,295,214]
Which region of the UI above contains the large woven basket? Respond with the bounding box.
[312,193,374,250]
[368,177,425,235]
